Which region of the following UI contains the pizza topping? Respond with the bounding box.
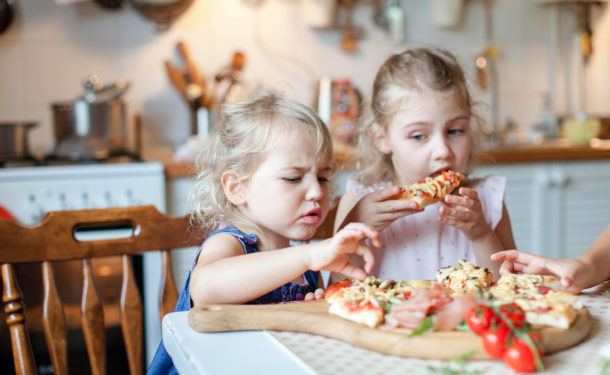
[392,170,464,208]
[436,259,493,295]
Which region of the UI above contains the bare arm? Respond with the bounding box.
[190,223,380,305]
[574,226,610,288]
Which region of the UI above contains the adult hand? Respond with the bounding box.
[490,250,590,293]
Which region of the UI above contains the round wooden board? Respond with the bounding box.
[188,300,592,360]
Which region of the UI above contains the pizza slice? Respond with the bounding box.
[484,273,583,329]
[324,276,431,328]
[436,259,493,295]
[391,170,464,208]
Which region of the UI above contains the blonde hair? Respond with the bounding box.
[355,47,477,185]
[190,90,334,241]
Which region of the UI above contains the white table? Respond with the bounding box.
[162,282,610,374]
[162,311,317,374]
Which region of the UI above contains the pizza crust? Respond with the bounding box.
[328,301,385,328]
[393,170,464,208]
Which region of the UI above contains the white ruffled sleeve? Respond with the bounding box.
[474,175,506,230]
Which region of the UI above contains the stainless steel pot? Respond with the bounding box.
[0,122,37,160]
[52,76,130,160]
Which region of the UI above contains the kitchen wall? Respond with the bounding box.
[0,0,608,154]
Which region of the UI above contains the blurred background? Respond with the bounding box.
[0,0,608,153]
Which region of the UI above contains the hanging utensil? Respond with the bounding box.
[165,40,209,108]
[340,0,358,52]
[213,51,246,104]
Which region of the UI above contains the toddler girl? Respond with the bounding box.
[334,47,516,282]
[147,91,380,374]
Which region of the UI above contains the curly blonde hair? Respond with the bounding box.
[190,90,334,240]
[355,47,479,186]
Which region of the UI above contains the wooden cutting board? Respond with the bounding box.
[188,300,591,360]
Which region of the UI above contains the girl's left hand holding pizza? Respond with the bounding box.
[438,187,492,241]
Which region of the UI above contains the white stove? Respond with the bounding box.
[0,162,167,367]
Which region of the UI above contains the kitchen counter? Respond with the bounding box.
[143,139,610,179]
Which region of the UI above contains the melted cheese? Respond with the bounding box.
[435,259,493,295]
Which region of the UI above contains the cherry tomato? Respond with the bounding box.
[499,303,527,329]
[482,325,511,359]
[521,331,545,356]
[503,340,538,373]
[466,304,496,335]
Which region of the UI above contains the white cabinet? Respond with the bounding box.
[473,160,610,259]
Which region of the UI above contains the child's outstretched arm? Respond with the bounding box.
[492,226,610,293]
[189,223,380,306]
[439,187,516,277]
[334,187,422,233]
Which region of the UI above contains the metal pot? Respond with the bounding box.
[52,76,130,160]
[0,122,37,160]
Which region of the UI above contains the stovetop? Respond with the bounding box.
[0,151,141,168]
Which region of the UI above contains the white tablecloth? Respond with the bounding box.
[267,282,610,374]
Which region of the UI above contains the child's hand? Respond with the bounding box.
[345,187,423,232]
[308,222,380,280]
[439,187,491,241]
[304,288,325,301]
[491,250,590,293]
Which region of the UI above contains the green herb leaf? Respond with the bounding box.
[454,321,470,332]
[408,314,435,338]
[372,295,391,313]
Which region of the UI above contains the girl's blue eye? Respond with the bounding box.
[448,128,465,135]
[283,177,301,183]
[410,133,426,141]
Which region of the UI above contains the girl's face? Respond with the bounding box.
[242,132,332,249]
[376,90,471,186]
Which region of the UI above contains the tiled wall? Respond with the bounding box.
[0,0,608,154]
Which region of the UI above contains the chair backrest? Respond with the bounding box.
[0,205,207,375]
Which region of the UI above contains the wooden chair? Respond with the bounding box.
[0,205,207,375]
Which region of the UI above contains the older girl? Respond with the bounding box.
[334,47,516,281]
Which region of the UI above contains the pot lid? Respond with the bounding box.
[80,74,130,103]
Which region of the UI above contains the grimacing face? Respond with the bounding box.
[241,132,333,249]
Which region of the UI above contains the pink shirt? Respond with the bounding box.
[346,175,506,280]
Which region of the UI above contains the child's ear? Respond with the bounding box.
[221,170,247,206]
[372,123,392,154]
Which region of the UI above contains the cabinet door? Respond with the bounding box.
[472,164,543,254]
[475,160,610,260]
[554,160,610,259]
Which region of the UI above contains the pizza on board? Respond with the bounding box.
[390,170,464,208]
[325,259,585,331]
